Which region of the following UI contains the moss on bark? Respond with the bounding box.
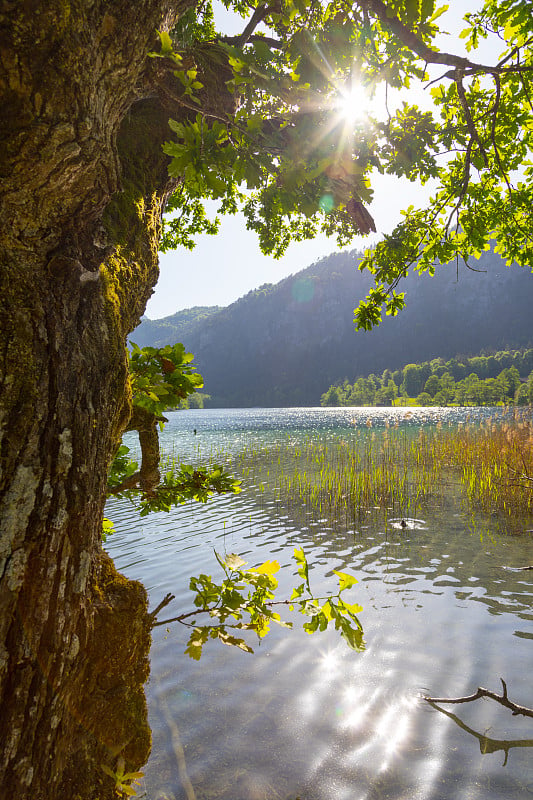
[58,553,152,800]
[0,3,234,798]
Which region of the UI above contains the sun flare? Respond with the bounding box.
[335,82,371,124]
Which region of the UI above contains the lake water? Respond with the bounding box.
[105,408,533,800]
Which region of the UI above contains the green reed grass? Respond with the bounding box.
[433,408,533,517]
[231,428,441,528]
[228,409,533,527]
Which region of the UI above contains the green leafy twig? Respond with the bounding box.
[153,548,364,659]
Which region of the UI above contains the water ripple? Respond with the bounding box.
[105,408,533,800]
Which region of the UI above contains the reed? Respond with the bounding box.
[433,408,533,517]
[228,409,533,527]
[231,428,440,529]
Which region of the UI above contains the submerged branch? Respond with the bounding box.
[426,701,533,766]
[503,565,533,571]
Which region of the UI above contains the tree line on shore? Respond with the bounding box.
[321,349,533,407]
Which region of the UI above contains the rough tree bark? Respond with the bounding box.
[0,2,227,797]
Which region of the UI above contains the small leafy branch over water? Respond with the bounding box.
[106,343,364,663]
[107,343,241,519]
[153,548,364,658]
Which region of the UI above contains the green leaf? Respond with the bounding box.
[294,547,310,587]
[101,765,116,780]
[339,599,364,616]
[290,583,305,600]
[333,570,358,591]
[158,30,174,56]
[339,620,365,651]
[217,630,254,652]
[248,559,280,576]
[225,553,247,570]
[101,517,115,542]
[185,627,209,660]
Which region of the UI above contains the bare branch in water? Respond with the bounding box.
[425,678,533,718]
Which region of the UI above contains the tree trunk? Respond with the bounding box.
[0,2,201,797]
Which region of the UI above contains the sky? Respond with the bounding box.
[145,2,489,320]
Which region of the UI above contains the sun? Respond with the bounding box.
[334,81,371,125]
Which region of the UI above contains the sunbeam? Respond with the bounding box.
[334,81,371,125]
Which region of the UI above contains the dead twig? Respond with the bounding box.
[503,565,533,571]
[149,593,175,622]
[425,678,533,718]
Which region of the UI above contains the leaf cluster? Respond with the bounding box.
[129,341,203,421]
[107,444,139,492]
[154,1,533,329]
[158,0,444,254]
[181,548,364,659]
[137,462,241,515]
[160,189,219,252]
[352,1,533,329]
[106,343,241,522]
[101,757,143,798]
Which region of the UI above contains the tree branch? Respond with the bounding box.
[358,0,533,76]
[425,679,533,718]
[496,34,533,70]
[358,0,489,71]
[455,70,490,168]
[489,72,513,195]
[221,3,273,47]
[240,34,284,50]
[107,405,164,496]
[152,597,296,628]
[445,136,473,236]
[504,565,533,571]
[149,593,176,622]
[426,702,533,767]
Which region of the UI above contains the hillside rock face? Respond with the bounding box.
[134,249,533,406]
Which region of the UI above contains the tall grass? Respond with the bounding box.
[229,409,533,528]
[436,408,533,517]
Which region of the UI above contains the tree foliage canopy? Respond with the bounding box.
[155,0,533,329]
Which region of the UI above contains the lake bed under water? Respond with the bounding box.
[105,408,533,800]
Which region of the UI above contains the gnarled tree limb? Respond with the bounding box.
[108,405,165,496]
[358,0,533,76]
[425,678,533,718]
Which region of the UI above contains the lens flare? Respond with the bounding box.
[335,82,370,124]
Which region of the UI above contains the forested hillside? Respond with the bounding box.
[132,306,221,348]
[134,248,533,406]
[321,349,533,406]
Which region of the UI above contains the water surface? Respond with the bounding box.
[106,408,533,800]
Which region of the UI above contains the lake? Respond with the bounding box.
[105,407,533,800]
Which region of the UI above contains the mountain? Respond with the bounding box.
[133,248,533,406]
[131,305,221,348]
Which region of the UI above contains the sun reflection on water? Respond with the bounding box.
[340,685,382,732]
[377,696,417,772]
[316,646,343,679]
